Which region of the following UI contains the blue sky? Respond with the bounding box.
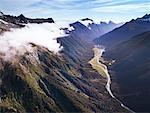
[0,0,150,23]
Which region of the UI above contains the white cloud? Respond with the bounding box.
[0,23,67,60]
[92,2,150,13]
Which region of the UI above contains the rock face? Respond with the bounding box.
[0,12,55,34]
[0,13,54,25]
[0,19,21,34]
[103,32,150,112]
[94,14,150,48]
[0,12,129,113]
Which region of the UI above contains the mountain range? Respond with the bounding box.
[70,18,122,41]
[97,14,150,112]
[0,12,128,113]
[0,12,150,112]
[0,12,54,25]
[94,14,150,48]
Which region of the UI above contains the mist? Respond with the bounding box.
[0,23,67,60]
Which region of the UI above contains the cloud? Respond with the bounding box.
[0,23,67,60]
[1,0,150,13]
[92,2,150,13]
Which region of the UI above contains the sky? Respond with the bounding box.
[0,0,150,23]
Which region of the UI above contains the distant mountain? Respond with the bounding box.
[0,12,54,26]
[70,21,94,40]
[89,21,123,37]
[136,14,150,21]
[94,14,150,48]
[103,31,150,112]
[69,18,122,41]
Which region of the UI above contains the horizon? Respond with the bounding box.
[0,0,150,23]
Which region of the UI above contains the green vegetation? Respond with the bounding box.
[0,37,128,112]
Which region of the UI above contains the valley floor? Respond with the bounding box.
[89,46,134,113]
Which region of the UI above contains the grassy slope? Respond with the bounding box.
[0,42,129,113]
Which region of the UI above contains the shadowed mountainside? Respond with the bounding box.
[69,19,122,41]
[103,31,150,112]
[94,14,150,48]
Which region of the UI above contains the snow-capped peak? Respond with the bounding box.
[79,18,94,28]
[0,19,8,24]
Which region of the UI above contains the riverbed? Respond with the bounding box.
[89,45,134,113]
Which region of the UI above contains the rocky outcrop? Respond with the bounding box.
[0,12,54,25]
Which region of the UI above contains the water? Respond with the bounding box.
[98,48,135,113]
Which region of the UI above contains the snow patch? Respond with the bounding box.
[0,19,8,24]
[79,20,93,28]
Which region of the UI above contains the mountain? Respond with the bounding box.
[0,19,20,34]
[0,13,129,113]
[69,18,122,41]
[94,14,150,48]
[103,31,150,112]
[0,12,23,33]
[70,21,94,41]
[89,21,123,37]
[0,12,54,26]
[136,14,150,21]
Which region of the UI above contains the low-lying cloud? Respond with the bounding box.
[0,23,67,60]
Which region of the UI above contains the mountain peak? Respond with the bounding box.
[136,14,150,21]
[18,14,26,18]
[0,11,4,16]
[0,12,55,24]
[142,14,150,19]
[108,21,115,24]
[81,18,93,22]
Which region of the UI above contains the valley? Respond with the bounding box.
[89,46,134,113]
[0,11,150,112]
[0,12,129,113]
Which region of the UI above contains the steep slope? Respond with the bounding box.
[103,31,150,112]
[89,21,123,37]
[70,21,93,41]
[94,14,150,48]
[0,19,21,34]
